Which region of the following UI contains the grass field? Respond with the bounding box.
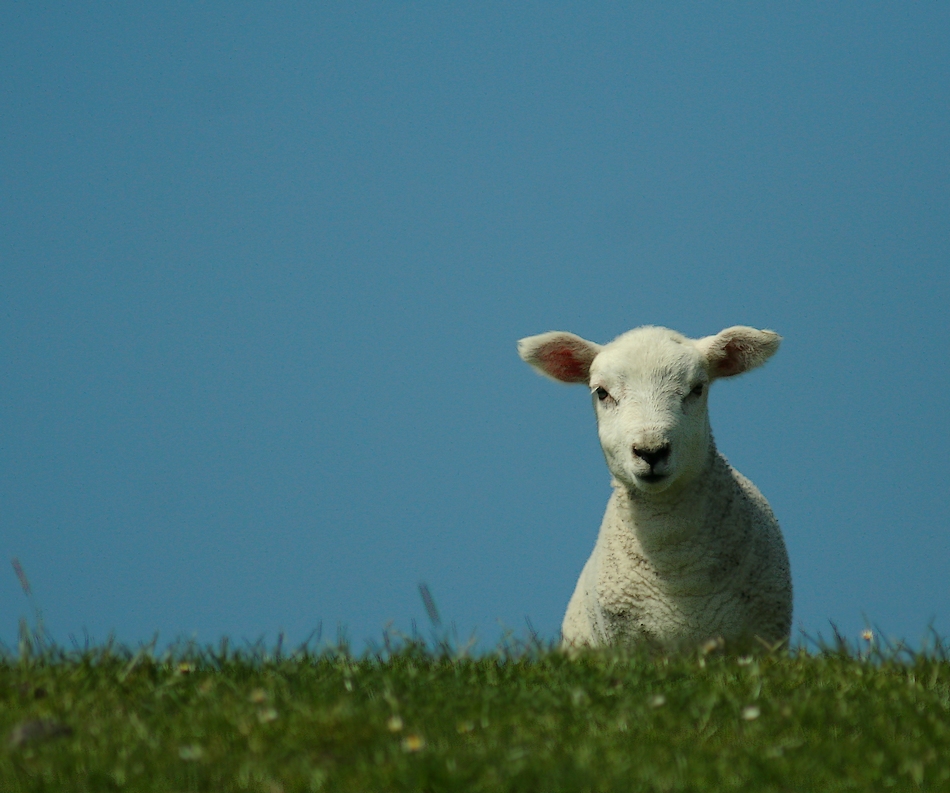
[3,629,949,792]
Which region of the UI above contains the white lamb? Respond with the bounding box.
[518,325,792,651]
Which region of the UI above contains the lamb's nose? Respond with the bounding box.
[632,444,671,468]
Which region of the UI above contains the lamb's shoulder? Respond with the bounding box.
[713,461,789,579]
[589,489,669,643]
[702,459,793,642]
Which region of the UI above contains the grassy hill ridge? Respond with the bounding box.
[3,634,949,792]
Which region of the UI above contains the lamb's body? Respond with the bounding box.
[518,325,792,650]
[563,452,790,648]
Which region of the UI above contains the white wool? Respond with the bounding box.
[518,325,792,650]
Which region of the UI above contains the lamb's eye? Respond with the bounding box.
[595,387,610,402]
[690,383,705,397]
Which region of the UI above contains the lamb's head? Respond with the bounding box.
[518,325,780,496]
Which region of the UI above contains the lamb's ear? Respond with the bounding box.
[696,326,781,379]
[517,331,601,384]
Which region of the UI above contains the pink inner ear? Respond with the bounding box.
[540,344,590,382]
[714,339,749,377]
[716,358,742,377]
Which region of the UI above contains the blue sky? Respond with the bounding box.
[2,4,949,652]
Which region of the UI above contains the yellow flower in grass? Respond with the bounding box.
[401,734,425,752]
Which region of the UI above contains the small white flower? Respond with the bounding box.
[178,744,203,761]
[257,708,278,724]
[741,705,761,721]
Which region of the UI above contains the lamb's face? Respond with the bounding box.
[518,323,780,496]
[588,328,711,495]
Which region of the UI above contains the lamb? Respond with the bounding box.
[518,325,792,651]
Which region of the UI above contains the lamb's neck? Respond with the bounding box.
[616,446,727,554]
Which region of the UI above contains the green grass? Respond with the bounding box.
[3,632,950,792]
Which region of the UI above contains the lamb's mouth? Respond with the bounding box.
[637,472,669,484]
